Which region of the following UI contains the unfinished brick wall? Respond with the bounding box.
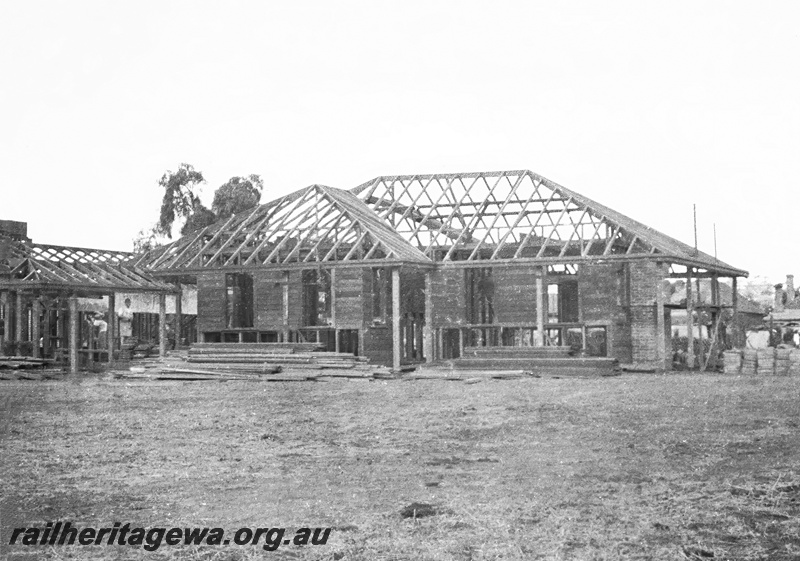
[253,270,284,330]
[580,263,632,363]
[333,268,362,329]
[430,268,466,326]
[196,272,226,332]
[628,261,666,367]
[493,266,538,324]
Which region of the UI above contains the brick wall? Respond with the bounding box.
[580,263,631,363]
[430,268,466,325]
[334,268,362,329]
[254,270,284,330]
[628,261,665,367]
[493,266,538,324]
[196,272,226,332]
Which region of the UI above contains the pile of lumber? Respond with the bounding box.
[405,367,532,382]
[756,348,775,375]
[0,356,52,370]
[790,350,800,377]
[451,346,618,376]
[116,343,392,381]
[187,343,390,377]
[775,348,791,376]
[722,350,742,374]
[742,349,758,375]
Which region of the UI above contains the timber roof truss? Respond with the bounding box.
[352,170,745,276]
[0,238,174,293]
[140,184,432,271]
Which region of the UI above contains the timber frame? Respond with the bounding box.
[0,236,179,372]
[2,170,748,372]
[135,170,747,371]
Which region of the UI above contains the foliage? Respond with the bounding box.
[156,163,206,238]
[211,175,263,220]
[132,225,161,253]
[180,204,218,236]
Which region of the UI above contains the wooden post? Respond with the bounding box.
[173,285,182,348]
[392,267,401,372]
[331,270,339,352]
[69,296,79,374]
[535,270,545,346]
[655,264,666,370]
[107,292,115,363]
[458,328,464,357]
[732,276,739,347]
[15,291,24,345]
[282,271,290,343]
[158,293,167,358]
[423,270,433,362]
[0,291,7,347]
[686,268,694,370]
[31,296,40,358]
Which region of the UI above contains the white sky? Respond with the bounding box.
[1,1,798,282]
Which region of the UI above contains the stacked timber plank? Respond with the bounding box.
[0,356,52,369]
[407,366,531,381]
[452,346,619,376]
[789,350,800,377]
[186,343,390,377]
[775,348,791,376]
[722,350,742,374]
[742,349,758,375]
[756,348,775,376]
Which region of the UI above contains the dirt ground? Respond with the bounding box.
[1,372,799,561]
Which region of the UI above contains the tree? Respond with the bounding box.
[180,204,217,236]
[132,225,161,253]
[156,163,206,238]
[212,175,263,220]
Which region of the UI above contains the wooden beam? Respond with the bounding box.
[732,276,739,347]
[282,271,290,342]
[173,284,182,348]
[107,292,115,363]
[536,269,545,346]
[655,263,666,370]
[31,297,40,358]
[15,291,24,344]
[158,293,167,358]
[0,291,7,347]
[392,267,401,371]
[69,296,78,374]
[423,270,433,362]
[686,268,694,370]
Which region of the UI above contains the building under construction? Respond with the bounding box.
[1,170,748,371]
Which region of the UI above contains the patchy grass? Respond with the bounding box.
[1,373,799,560]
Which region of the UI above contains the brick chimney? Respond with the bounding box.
[775,283,786,312]
[787,275,795,304]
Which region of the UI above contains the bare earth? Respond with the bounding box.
[1,372,799,560]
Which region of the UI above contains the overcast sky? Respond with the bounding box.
[1,1,798,282]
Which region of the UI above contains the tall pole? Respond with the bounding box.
[423,270,433,362]
[31,297,40,358]
[69,296,79,374]
[655,264,666,370]
[686,268,695,370]
[536,267,546,346]
[693,204,698,255]
[107,292,116,364]
[158,293,167,358]
[282,271,290,342]
[173,284,182,348]
[392,267,401,372]
[15,291,24,346]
